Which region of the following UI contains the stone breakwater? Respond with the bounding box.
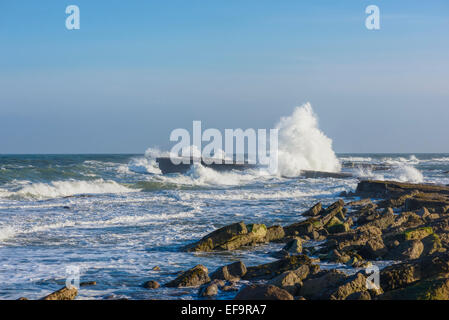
[29,180,449,300]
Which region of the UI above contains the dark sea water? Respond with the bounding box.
[0,153,448,299]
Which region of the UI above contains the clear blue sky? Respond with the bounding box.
[0,0,448,154]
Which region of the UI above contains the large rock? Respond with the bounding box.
[300,271,380,300]
[359,236,388,259]
[234,284,294,300]
[198,283,219,297]
[282,238,303,254]
[380,252,449,291]
[183,222,268,252]
[263,225,285,242]
[303,202,323,217]
[165,265,211,288]
[326,225,382,251]
[385,240,424,261]
[210,261,247,281]
[355,180,449,198]
[42,286,78,300]
[243,255,313,280]
[268,271,303,295]
[183,222,247,252]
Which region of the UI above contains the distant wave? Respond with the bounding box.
[0,179,138,200]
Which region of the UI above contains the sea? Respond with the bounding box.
[0,153,448,300]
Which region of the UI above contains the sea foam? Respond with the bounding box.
[276,102,341,177]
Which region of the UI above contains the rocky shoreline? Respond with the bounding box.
[26,180,449,300]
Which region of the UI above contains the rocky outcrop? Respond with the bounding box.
[42,286,78,300]
[165,265,210,288]
[355,180,449,198]
[380,276,449,300]
[380,252,449,291]
[234,284,294,300]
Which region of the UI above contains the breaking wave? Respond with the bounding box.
[0,179,138,200]
[276,103,341,177]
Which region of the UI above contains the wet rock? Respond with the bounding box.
[165,265,210,288]
[210,261,247,281]
[404,227,434,241]
[234,284,294,300]
[80,281,96,287]
[198,283,218,297]
[183,222,269,252]
[143,280,160,289]
[152,266,161,271]
[222,284,239,292]
[42,286,78,300]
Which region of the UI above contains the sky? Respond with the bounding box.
[0,0,448,154]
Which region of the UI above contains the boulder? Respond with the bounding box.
[143,280,160,289]
[234,284,294,300]
[299,270,346,299]
[268,271,302,295]
[263,225,285,242]
[359,236,388,259]
[42,286,78,300]
[210,261,247,281]
[303,202,323,217]
[183,222,247,252]
[386,240,424,261]
[325,216,349,234]
[282,238,303,254]
[198,283,218,297]
[183,222,269,252]
[243,255,313,280]
[165,265,211,288]
[284,218,319,237]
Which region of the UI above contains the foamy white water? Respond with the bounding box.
[276,103,341,176]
